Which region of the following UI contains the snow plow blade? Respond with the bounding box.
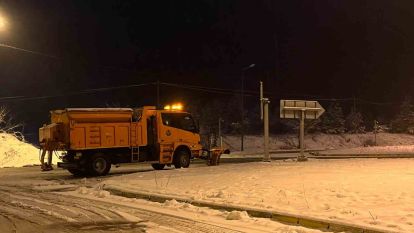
[199,148,230,166]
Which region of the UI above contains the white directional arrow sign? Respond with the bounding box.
[280,100,325,119]
[279,99,326,161]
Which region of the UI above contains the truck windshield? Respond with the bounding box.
[161,113,197,133]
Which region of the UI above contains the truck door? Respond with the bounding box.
[156,112,177,164]
[157,112,200,163]
[147,116,156,145]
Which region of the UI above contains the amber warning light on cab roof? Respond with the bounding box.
[164,103,183,111]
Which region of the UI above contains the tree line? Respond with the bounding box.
[188,96,414,136]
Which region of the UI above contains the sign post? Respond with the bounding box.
[280,100,325,161]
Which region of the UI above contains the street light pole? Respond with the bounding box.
[240,63,255,151]
[241,71,245,151]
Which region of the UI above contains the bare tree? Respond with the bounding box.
[0,106,24,140]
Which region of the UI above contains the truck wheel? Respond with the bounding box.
[174,150,190,168]
[68,168,86,177]
[88,153,111,176]
[151,163,165,170]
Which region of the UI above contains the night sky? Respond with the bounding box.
[0,0,414,140]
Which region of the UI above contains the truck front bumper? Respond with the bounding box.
[57,162,79,169]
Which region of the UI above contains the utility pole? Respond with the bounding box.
[241,72,245,151]
[260,81,270,162]
[263,99,270,162]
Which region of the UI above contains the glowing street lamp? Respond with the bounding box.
[0,15,7,32]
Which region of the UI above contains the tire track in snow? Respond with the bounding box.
[56,192,243,233]
[0,197,56,225]
[0,212,17,232]
[0,189,120,222]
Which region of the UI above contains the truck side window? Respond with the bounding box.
[161,113,197,132]
[132,109,143,122]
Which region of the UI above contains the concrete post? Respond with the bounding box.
[263,98,270,162]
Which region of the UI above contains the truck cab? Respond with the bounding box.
[131,106,202,167]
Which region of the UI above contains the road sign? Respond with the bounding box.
[279,99,326,162]
[280,100,325,119]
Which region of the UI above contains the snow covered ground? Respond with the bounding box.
[102,158,414,232]
[317,145,414,155]
[0,164,328,233]
[62,187,327,233]
[223,133,414,153]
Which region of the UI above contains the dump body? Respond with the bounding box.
[39,106,208,175]
[40,108,135,150]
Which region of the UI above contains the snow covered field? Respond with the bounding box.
[223,133,414,152]
[102,158,414,232]
[318,145,414,155]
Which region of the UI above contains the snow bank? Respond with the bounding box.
[226,211,250,220]
[102,159,414,232]
[223,133,414,152]
[0,133,40,168]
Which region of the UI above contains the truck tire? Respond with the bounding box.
[151,163,165,170]
[87,153,111,176]
[173,150,190,168]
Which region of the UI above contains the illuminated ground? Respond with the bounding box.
[0,163,325,233]
[101,158,414,233]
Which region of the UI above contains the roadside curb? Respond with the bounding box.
[311,153,414,158]
[218,154,414,163]
[104,184,395,233]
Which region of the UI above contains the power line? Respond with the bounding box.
[0,42,400,106]
[161,82,256,96]
[0,82,155,103]
[0,43,58,59]
[0,80,397,106]
[161,82,395,105]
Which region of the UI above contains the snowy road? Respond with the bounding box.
[0,165,241,233]
[0,164,324,233]
[0,185,245,233]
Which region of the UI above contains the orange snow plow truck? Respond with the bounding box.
[39,106,227,176]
